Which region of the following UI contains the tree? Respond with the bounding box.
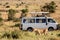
[8,9,17,21]
[41,1,57,13]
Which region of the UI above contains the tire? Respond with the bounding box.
[27,27,33,32]
[48,27,54,31]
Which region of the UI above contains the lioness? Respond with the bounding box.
[34,28,48,35]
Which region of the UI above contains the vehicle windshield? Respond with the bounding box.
[48,19,56,23]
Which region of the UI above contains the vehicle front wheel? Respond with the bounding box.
[48,27,54,31]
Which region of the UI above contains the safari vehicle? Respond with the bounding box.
[20,12,58,31]
[20,17,58,31]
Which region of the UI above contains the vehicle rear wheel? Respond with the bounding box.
[27,27,33,32]
[48,27,54,31]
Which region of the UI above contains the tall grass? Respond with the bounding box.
[0,30,60,40]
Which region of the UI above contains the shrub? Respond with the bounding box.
[21,9,28,13]
[0,18,3,22]
[8,9,17,21]
[1,31,20,39]
[0,3,2,5]
[13,18,20,22]
[1,32,11,38]
[10,23,20,27]
[57,34,60,37]
[21,2,25,4]
[41,1,57,13]
[11,31,19,39]
[16,4,19,8]
[57,24,60,30]
[20,8,28,18]
[51,33,53,35]
[48,38,57,40]
[5,2,9,5]
[0,23,3,26]
[25,5,28,8]
[14,23,20,27]
[6,6,10,8]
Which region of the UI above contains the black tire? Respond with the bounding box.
[27,27,33,32]
[48,27,54,31]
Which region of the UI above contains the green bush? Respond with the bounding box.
[5,2,9,5]
[6,6,10,8]
[14,24,20,27]
[16,4,19,8]
[57,24,60,30]
[57,34,60,37]
[1,32,11,38]
[41,1,57,13]
[8,9,17,21]
[11,31,19,39]
[21,9,28,13]
[51,33,53,35]
[48,38,57,40]
[1,31,20,39]
[20,8,28,18]
[0,23,3,26]
[10,23,20,27]
[13,18,20,22]
[0,18,3,22]
[21,2,25,4]
[0,3,2,5]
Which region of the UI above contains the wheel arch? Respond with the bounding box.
[48,27,54,31]
[27,27,34,30]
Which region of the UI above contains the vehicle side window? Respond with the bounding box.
[29,19,35,23]
[36,19,42,23]
[36,19,46,23]
[23,19,35,23]
[42,19,46,23]
[23,19,26,23]
[48,19,55,23]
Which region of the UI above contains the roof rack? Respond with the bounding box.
[29,12,49,17]
[30,12,49,14]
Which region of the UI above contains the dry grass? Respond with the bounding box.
[0,21,60,40]
[0,0,60,23]
[0,29,60,40]
[0,0,60,40]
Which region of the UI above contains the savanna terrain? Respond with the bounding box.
[0,0,60,40]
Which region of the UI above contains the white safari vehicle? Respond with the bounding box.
[20,17,58,31]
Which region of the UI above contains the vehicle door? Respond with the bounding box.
[35,18,47,29]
